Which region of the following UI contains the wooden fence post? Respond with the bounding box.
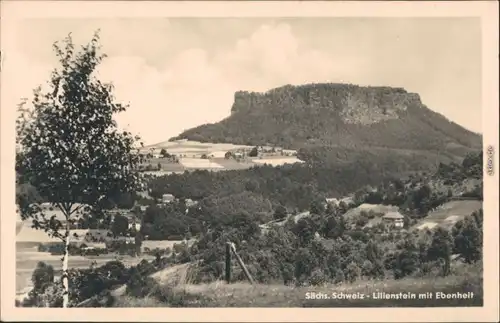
[225,242,232,284]
[230,243,255,285]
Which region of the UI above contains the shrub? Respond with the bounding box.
[126,267,159,298]
[31,262,55,293]
[345,262,361,283]
[22,283,64,307]
[309,269,327,286]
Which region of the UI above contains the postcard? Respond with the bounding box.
[1,1,498,322]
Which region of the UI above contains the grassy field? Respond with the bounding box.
[343,203,398,223]
[153,159,186,172]
[114,262,482,307]
[414,200,482,230]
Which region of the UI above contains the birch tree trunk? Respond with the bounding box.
[62,218,71,308]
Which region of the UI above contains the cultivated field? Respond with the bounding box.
[252,157,305,166]
[145,139,253,152]
[179,158,224,169]
[140,140,304,173]
[414,200,482,230]
[210,158,254,170]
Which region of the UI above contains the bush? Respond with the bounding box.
[31,262,55,293]
[345,262,361,283]
[273,205,288,220]
[248,147,258,157]
[22,283,64,307]
[126,267,159,298]
[309,269,327,286]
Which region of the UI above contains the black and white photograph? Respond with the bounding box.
[1,1,498,322]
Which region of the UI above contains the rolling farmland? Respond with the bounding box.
[140,139,304,174]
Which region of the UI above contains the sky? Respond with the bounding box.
[4,17,482,145]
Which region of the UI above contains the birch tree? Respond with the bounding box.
[15,31,144,307]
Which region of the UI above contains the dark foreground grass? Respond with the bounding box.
[114,263,482,307]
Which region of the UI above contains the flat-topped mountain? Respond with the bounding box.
[171,83,481,156]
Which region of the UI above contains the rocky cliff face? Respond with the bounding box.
[171,82,481,155]
[231,84,422,125]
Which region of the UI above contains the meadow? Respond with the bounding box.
[413,200,483,231]
[113,261,483,307]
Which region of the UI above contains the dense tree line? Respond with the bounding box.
[354,151,482,205]
[20,203,483,307]
[140,151,484,286]
[184,205,483,286]
[148,163,395,211]
[135,150,483,242]
[20,151,484,306]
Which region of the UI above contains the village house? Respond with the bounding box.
[162,193,175,203]
[258,146,275,153]
[325,198,339,205]
[382,211,405,228]
[282,149,297,156]
[127,217,141,231]
[137,190,152,200]
[185,198,197,208]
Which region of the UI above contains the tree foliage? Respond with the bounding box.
[452,209,483,264]
[427,227,452,276]
[15,31,143,307]
[111,214,130,237]
[273,205,288,220]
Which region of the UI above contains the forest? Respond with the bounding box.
[18,149,483,307]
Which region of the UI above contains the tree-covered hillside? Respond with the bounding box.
[18,151,484,307]
[172,83,481,155]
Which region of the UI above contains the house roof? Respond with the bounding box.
[383,211,404,219]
